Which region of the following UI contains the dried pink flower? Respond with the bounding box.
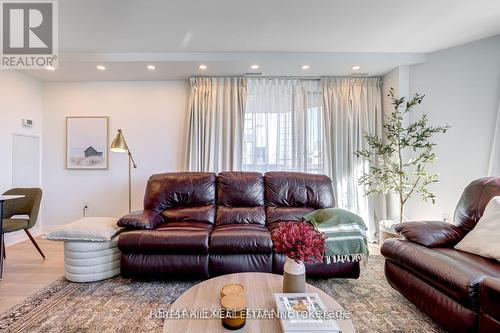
[271,221,326,264]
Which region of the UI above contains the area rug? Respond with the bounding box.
[0,255,445,332]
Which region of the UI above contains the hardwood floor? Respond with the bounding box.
[0,237,64,313]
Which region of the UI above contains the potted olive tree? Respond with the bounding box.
[356,88,450,224]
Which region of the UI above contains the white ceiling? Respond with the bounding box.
[23,0,500,81]
[58,0,500,53]
[24,52,426,81]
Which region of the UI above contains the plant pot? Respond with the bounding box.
[283,257,306,293]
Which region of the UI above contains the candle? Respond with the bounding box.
[221,294,246,330]
[220,283,245,298]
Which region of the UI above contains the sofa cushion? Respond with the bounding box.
[118,222,213,254]
[454,177,500,233]
[210,224,273,254]
[216,172,265,225]
[216,206,266,225]
[382,239,500,310]
[217,172,264,207]
[161,206,216,224]
[144,172,216,224]
[266,207,315,224]
[264,172,334,224]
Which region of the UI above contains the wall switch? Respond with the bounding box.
[22,118,33,128]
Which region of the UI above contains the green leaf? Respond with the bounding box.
[354,88,449,212]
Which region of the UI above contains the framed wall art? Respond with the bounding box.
[66,116,109,170]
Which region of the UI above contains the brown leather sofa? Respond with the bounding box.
[117,171,360,280]
[381,177,500,333]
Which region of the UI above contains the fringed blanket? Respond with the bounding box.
[304,208,369,264]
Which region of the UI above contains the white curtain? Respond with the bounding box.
[321,77,385,241]
[489,99,500,176]
[242,79,323,173]
[186,77,247,173]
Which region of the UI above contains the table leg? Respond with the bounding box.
[0,200,4,280]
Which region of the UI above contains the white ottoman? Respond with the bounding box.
[64,237,121,283]
[45,217,122,283]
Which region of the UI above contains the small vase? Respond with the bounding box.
[283,257,306,293]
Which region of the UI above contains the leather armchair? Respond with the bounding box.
[382,177,500,333]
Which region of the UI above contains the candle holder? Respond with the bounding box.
[221,294,246,330]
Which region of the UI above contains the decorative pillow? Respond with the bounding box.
[45,217,121,242]
[455,196,500,261]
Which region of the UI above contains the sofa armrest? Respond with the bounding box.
[117,210,164,230]
[394,221,465,248]
[481,278,500,331]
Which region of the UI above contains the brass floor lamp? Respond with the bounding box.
[111,129,137,213]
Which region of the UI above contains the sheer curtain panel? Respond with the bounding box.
[321,77,385,241]
[186,77,247,173]
[243,79,324,173]
[489,99,500,176]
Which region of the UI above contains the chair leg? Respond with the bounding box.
[24,229,45,259]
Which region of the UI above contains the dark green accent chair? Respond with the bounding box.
[2,188,44,259]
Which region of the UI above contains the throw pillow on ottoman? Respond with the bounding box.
[45,217,122,283]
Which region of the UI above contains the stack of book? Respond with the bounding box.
[274,293,341,333]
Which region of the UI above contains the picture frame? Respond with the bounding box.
[66,116,109,170]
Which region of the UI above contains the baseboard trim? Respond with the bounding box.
[4,226,42,247]
[42,225,60,234]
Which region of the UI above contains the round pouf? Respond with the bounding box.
[64,237,120,283]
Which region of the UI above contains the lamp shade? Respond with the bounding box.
[110,130,128,153]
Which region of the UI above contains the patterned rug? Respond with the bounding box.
[0,255,445,332]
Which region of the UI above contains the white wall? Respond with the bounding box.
[42,81,189,227]
[382,66,411,220]
[0,70,43,245]
[382,65,410,108]
[406,35,500,221]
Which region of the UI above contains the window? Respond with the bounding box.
[242,79,324,174]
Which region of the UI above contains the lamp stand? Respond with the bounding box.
[127,151,137,213]
[128,155,132,213]
[111,129,137,213]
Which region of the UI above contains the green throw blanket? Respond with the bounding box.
[304,208,369,264]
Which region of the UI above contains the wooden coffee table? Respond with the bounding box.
[163,272,355,333]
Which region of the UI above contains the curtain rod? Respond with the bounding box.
[190,75,382,80]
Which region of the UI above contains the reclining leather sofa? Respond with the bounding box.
[381,177,500,333]
[117,171,360,280]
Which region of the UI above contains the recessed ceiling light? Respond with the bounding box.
[147,65,156,70]
[199,64,207,70]
[352,65,361,70]
[96,65,106,71]
[250,64,260,69]
[301,65,310,70]
[45,66,56,71]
